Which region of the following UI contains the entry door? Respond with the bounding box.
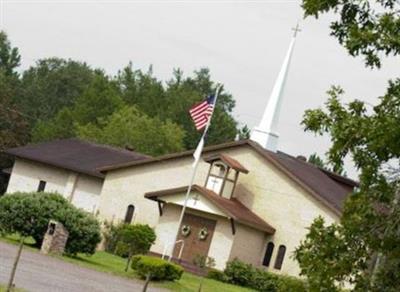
[173,213,216,263]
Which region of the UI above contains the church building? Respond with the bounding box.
[3,29,356,277]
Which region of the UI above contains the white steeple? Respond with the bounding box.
[250,25,300,152]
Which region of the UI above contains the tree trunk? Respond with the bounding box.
[125,251,132,272]
[142,273,151,292]
[197,279,203,292]
[7,236,24,292]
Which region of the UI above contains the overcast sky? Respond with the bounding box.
[1,0,399,178]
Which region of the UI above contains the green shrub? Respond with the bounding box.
[207,269,228,282]
[103,223,156,257]
[57,206,101,255]
[223,259,306,292]
[251,268,278,292]
[131,255,183,281]
[0,192,70,244]
[114,241,130,258]
[0,192,101,255]
[224,258,255,286]
[102,220,120,253]
[277,275,307,292]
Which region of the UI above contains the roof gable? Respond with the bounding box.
[145,185,276,234]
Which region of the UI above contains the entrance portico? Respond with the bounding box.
[145,184,275,269]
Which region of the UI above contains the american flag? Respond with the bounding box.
[189,95,215,131]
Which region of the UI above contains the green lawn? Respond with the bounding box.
[1,235,253,292]
[63,251,254,292]
[0,284,25,292]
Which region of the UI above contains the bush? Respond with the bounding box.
[114,241,130,258]
[207,269,228,282]
[0,192,101,255]
[224,258,255,286]
[103,223,156,258]
[251,268,278,292]
[223,259,306,292]
[57,206,101,255]
[0,192,70,244]
[131,255,183,281]
[277,275,307,292]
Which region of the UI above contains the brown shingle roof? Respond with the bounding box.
[266,151,353,213]
[100,139,357,215]
[145,185,276,234]
[4,139,150,178]
[204,153,249,174]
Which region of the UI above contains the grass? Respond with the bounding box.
[158,273,254,292]
[0,235,253,292]
[0,284,25,292]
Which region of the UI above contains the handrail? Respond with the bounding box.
[161,240,185,262]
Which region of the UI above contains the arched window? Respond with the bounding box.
[274,245,286,270]
[124,204,135,223]
[262,242,274,267]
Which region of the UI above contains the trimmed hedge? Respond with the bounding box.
[208,259,306,292]
[131,255,183,281]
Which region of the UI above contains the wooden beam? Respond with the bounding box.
[230,218,236,235]
[157,201,163,216]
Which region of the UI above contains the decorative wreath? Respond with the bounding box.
[181,225,191,237]
[198,227,209,241]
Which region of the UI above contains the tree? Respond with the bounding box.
[237,125,251,140]
[0,70,29,152]
[0,192,101,255]
[31,73,124,142]
[302,0,400,68]
[0,70,28,195]
[0,32,27,195]
[77,106,185,156]
[118,66,240,150]
[308,152,346,176]
[294,1,400,290]
[0,31,20,77]
[164,68,238,149]
[117,63,166,118]
[111,224,156,272]
[17,58,96,127]
[192,255,216,292]
[307,153,325,168]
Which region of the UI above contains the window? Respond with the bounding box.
[124,204,135,223]
[37,180,46,192]
[215,163,226,177]
[274,245,286,270]
[262,242,274,267]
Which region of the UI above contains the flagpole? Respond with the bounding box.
[169,84,222,261]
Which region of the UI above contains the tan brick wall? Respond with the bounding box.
[229,224,266,267]
[98,156,212,226]
[229,147,339,276]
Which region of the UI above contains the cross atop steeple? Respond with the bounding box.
[250,25,299,152]
[292,23,301,37]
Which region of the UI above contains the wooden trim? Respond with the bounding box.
[157,201,163,216]
[230,218,236,235]
[231,170,240,197]
[220,166,230,197]
[205,161,213,187]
